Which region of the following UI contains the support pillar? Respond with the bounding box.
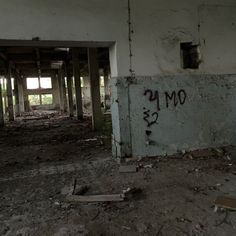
[82,76,92,113]
[14,74,20,116]
[65,62,74,117]
[110,78,132,158]
[58,69,64,111]
[72,48,83,120]
[6,63,14,121]
[61,68,67,112]
[17,76,25,113]
[51,71,60,109]
[88,48,103,130]
[104,69,110,110]
[22,77,30,112]
[0,82,4,126]
[3,78,7,114]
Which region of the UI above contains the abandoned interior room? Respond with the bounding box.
[1,0,236,235]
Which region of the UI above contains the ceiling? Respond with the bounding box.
[0,46,110,78]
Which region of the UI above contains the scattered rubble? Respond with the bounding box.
[1,116,236,235]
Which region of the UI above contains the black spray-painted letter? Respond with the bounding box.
[144,89,160,111]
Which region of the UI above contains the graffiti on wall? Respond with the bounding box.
[143,89,187,128]
[144,89,161,111]
[165,90,187,108]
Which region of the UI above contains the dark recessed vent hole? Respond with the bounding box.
[180,42,201,69]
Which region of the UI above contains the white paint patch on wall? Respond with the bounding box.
[131,1,236,76]
[199,5,236,74]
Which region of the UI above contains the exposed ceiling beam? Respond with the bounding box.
[8,52,69,62]
[0,39,114,48]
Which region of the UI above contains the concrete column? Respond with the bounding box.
[3,78,7,114]
[72,48,83,120]
[14,74,20,116]
[0,83,4,126]
[61,68,67,112]
[6,63,14,121]
[51,71,60,109]
[110,78,132,158]
[58,69,64,111]
[104,69,110,110]
[65,62,74,117]
[82,76,92,113]
[17,76,25,113]
[22,77,30,112]
[88,48,103,130]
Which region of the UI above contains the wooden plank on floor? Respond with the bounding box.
[66,194,125,203]
[119,165,137,173]
[215,196,236,210]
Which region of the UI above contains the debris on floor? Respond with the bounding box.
[119,165,138,173]
[66,193,125,203]
[71,178,90,196]
[1,116,236,235]
[67,181,143,203]
[214,196,236,212]
[123,187,143,200]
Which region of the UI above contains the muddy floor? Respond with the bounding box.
[0,115,236,236]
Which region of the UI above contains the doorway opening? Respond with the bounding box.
[0,40,114,167]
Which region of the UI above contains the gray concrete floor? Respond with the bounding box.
[0,115,236,236]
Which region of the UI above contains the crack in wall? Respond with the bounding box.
[127,0,135,77]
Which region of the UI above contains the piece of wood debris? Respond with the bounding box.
[71,178,89,195]
[66,194,125,203]
[74,185,90,196]
[214,196,236,211]
[119,165,137,173]
[143,164,153,169]
[123,187,143,200]
[71,178,77,195]
[122,226,131,230]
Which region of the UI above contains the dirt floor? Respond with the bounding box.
[1,113,236,236]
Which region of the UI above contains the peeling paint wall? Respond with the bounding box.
[0,1,236,76]
[130,2,236,76]
[112,75,236,158]
[0,1,236,157]
[0,0,129,77]
[110,1,236,158]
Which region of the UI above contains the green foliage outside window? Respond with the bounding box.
[41,94,53,105]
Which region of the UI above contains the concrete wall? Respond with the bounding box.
[0,0,129,77]
[110,1,236,157]
[131,2,236,76]
[0,1,235,76]
[112,75,236,158]
[0,0,236,157]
